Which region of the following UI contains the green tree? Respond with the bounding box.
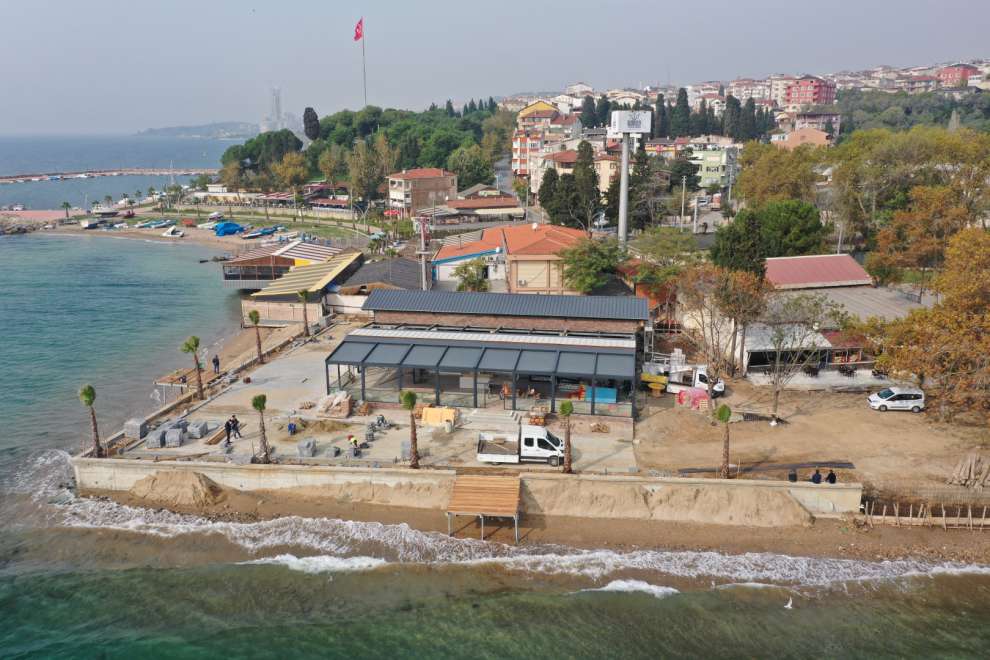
[452,258,490,292]
[710,208,765,275]
[248,309,264,364]
[654,94,668,138]
[716,403,732,479]
[667,155,700,192]
[180,336,205,400]
[580,95,598,128]
[722,95,742,139]
[220,159,243,191]
[670,88,691,138]
[736,142,820,207]
[252,394,271,464]
[447,144,493,188]
[400,390,420,469]
[569,141,600,233]
[595,95,612,127]
[317,144,347,192]
[560,237,623,293]
[740,98,757,141]
[303,107,320,141]
[759,200,827,257]
[538,167,559,213]
[271,151,309,201]
[559,399,574,474]
[78,384,104,458]
[347,139,382,209]
[61,201,71,220]
[512,178,529,203]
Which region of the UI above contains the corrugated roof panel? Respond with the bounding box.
[439,347,484,370]
[402,345,447,368]
[477,348,520,372]
[326,341,375,364]
[517,350,559,374]
[362,290,648,321]
[557,352,597,376]
[364,343,412,366]
[595,354,636,379]
[252,252,360,297]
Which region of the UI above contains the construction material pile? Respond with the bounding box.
[317,392,352,418]
[948,453,990,489]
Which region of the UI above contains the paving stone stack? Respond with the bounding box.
[185,421,209,439]
[164,428,186,448]
[124,418,148,439]
[297,438,316,458]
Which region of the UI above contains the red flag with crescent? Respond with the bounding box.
[354,18,364,41]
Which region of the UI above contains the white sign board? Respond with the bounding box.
[610,110,652,135]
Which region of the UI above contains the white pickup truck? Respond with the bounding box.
[476,425,565,466]
[664,365,725,397]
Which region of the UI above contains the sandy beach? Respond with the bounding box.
[87,482,990,566]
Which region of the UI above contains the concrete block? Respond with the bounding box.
[186,421,209,439]
[164,428,186,448]
[170,419,189,431]
[145,430,165,449]
[124,418,148,439]
[297,438,316,458]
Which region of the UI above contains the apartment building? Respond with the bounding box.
[937,64,979,89]
[783,76,837,109]
[387,168,457,217]
[728,78,771,102]
[511,130,544,178]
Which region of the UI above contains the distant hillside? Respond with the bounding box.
[138,122,260,139]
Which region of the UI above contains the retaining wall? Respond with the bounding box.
[73,458,862,524]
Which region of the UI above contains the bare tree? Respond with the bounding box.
[758,293,845,423]
[677,264,736,418]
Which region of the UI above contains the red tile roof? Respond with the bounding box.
[388,168,453,180]
[765,254,872,290]
[523,109,559,119]
[433,224,585,261]
[446,196,521,210]
[544,149,579,164]
[550,114,579,125]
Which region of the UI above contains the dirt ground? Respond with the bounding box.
[635,378,985,493]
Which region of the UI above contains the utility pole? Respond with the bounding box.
[692,195,698,234]
[617,133,630,246]
[680,175,687,231]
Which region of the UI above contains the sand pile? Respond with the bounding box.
[128,471,226,508]
[522,478,814,527]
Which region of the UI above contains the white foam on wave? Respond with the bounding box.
[10,450,990,589]
[241,554,388,574]
[580,580,679,599]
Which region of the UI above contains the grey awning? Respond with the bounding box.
[440,347,484,371]
[402,345,447,368]
[595,354,636,380]
[364,343,412,366]
[477,348,521,372]
[557,352,597,376]
[326,341,376,364]
[517,350,559,375]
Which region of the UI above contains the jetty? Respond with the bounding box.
[0,167,219,185]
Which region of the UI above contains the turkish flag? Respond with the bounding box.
[354,18,363,41]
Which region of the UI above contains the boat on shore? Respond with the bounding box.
[91,205,119,218]
[162,226,184,238]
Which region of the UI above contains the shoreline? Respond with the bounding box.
[87,486,990,566]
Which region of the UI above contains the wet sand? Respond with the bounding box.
[87,486,990,565]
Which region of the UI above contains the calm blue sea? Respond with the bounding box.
[0,135,231,210]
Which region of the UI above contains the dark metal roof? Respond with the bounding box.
[362,289,649,321]
[341,257,422,290]
[327,339,636,380]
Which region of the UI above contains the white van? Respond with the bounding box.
[868,387,925,413]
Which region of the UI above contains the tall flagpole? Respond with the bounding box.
[361,23,367,108]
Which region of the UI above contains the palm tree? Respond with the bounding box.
[296,290,311,337]
[61,201,71,220]
[136,189,143,204]
[147,186,156,199]
[716,403,732,479]
[180,336,205,400]
[248,310,264,364]
[103,195,113,206]
[78,384,104,458]
[252,394,271,463]
[400,390,419,469]
[559,400,574,473]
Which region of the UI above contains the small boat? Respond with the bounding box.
[197,221,217,230]
[208,211,223,221]
[162,226,184,238]
[134,219,156,228]
[80,218,104,230]
[91,205,119,218]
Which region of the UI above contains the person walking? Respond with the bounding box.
[212,354,221,375]
[223,419,232,446]
[230,415,242,439]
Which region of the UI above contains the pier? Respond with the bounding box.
[0,167,220,185]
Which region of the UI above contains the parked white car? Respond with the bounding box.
[868,387,925,413]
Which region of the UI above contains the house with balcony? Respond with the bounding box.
[387,168,457,218]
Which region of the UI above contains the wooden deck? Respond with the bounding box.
[446,475,522,542]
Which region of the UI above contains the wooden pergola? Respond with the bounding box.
[446,475,522,543]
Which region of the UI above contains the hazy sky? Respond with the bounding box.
[3,0,987,134]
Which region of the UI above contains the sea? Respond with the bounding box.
[1,139,990,658]
[0,135,232,210]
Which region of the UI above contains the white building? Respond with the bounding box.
[565,82,594,97]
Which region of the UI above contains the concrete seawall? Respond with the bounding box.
[72,458,862,525]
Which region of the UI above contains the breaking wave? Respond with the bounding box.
[8,451,990,589]
[579,580,679,599]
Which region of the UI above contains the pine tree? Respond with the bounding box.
[669,88,691,138]
[595,95,612,128]
[722,95,741,139]
[708,105,719,135]
[467,99,478,113]
[654,94,668,138]
[488,96,497,112]
[691,99,708,136]
[444,99,455,116]
[740,97,757,141]
[580,95,598,128]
